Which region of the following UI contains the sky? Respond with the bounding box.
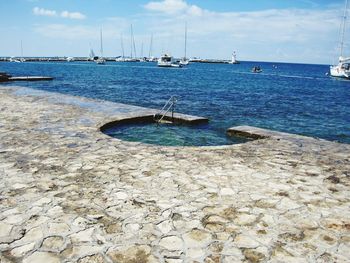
[0,0,348,64]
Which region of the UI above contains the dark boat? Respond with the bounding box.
[0,72,12,82]
[251,66,262,73]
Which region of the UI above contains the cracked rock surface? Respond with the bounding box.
[0,86,349,262]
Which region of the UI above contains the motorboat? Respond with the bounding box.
[251,66,262,73]
[157,54,182,68]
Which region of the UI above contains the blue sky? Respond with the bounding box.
[0,0,347,64]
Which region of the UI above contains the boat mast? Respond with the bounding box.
[100,28,104,58]
[130,25,133,58]
[131,24,137,59]
[140,42,144,58]
[21,40,23,58]
[184,22,187,59]
[340,0,349,57]
[121,34,125,59]
[149,34,153,58]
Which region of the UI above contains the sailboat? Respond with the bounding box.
[180,23,189,66]
[330,0,350,79]
[19,40,25,62]
[138,42,145,62]
[116,34,125,62]
[229,51,239,64]
[11,41,25,62]
[124,24,139,62]
[89,44,96,61]
[147,34,157,62]
[95,29,106,64]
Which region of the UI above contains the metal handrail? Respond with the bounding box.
[154,96,178,123]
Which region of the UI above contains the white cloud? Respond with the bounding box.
[144,0,203,16]
[34,24,94,39]
[33,19,127,40]
[33,7,86,19]
[61,11,86,20]
[29,2,343,63]
[33,7,57,17]
[142,2,341,63]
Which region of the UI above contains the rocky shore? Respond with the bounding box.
[0,86,349,262]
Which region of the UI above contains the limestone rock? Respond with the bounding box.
[41,236,65,251]
[183,229,212,248]
[10,242,36,257]
[23,252,60,263]
[234,234,260,248]
[234,214,257,226]
[70,228,94,243]
[159,236,183,251]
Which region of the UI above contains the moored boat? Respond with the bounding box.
[95,29,105,65]
[157,54,182,68]
[330,0,350,79]
[251,66,262,73]
[179,22,189,66]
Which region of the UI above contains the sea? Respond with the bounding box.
[1,61,349,146]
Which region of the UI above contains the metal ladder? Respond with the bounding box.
[154,96,178,123]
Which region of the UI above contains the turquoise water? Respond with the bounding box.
[103,122,250,146]
[0,61,349,145]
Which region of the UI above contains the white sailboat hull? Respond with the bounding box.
[95,58,106,64]
[179,59,189,66]
[330,65,350,79]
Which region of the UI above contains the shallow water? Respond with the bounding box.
[103,122,250,146]
[1,61,349,145]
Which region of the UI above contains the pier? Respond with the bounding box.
[0,72,53,82]
[8,76,54,81]
[0,85,349,262]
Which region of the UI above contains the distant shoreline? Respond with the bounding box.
[0,57,330,66]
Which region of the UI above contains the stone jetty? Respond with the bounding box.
[0,73,53,83]
[0,85,349,262]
